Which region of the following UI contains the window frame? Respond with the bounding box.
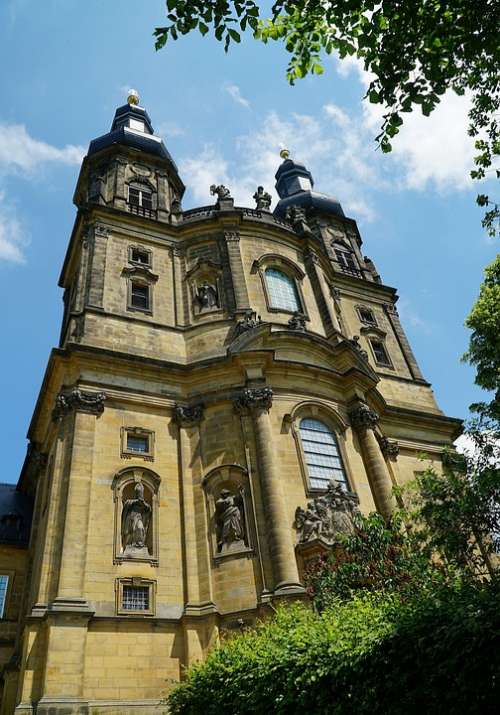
[356,305,378,327]
[116,577,156,617]
[128,279,152,314]
[128,244,152,269]
[252,254,308,319]
[127,184,154,210]
[286,403,355,497]
[0,574,11,619]
[121,427,155,462]
[298,417,350,492]
[369,338,393,368]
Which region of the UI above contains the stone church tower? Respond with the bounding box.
[0,92,460,714]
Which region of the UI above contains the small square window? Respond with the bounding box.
[128,187,140,207]
[0,575,9,619]
[370,340,392,367]
[130,282,150,311]
[357,307,377,326]
[130,247,151,267]
[117,578,155,616]
[121,427,154,461]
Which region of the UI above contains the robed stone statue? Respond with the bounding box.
[121,481,152,557]
[215,488,246,553]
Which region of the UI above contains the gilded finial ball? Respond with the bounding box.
[279,148,290,160]
[127,89,140,106]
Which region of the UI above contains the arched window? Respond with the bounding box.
[265,267,301,312]
[299,418,348,490]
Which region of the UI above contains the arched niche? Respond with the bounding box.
[112,466,160,565]
[202,464,255,561]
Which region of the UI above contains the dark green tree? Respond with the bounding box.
[155,1,500,234]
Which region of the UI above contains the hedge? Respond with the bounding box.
[167,581,500,714]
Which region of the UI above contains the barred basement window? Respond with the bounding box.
[130,282,150,311]
[0,575,9,619]
[299,418,348,491]
[265,267,301,313]
[123,585,149,610]
[116,578,155,616]
[370,339,392,367]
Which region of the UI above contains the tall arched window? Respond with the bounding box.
[299,418,348,490]
[265,267,301,312]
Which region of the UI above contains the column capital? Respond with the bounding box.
[378,436,400,459]
[52,388,106,421]
[173,402,204,427]
[348,401,379,430]
[234,387,273,414]
[224,229,240,242]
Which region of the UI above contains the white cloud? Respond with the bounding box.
[224,83,251,109]
[0,192,27,264]
[156,121,185,138]
[0,122,84,264]
[0,123,84,174]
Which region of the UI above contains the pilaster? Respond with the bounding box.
[86,223,109,310]
[223,229,251,315]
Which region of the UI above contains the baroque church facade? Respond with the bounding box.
[0,92,460,714]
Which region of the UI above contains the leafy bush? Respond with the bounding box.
[167,581,500,714]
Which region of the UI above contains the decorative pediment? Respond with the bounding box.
[360,325,387,338]
[251,253,305,280]
[121,265,158,282]
[185,258,222,280]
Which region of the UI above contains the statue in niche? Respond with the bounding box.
[215,488,246,553]
[121,481,152,557]
[196,282,219,311]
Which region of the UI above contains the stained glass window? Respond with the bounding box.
[265,268,301,312]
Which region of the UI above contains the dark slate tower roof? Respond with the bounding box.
[0,484,33,547]
[87,92,179,169]
[273,152,345,219]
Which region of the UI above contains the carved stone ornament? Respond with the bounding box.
[210,184,231,200]
[288,312,307,332]
[195,282,219,311]
[215,487,247,553]
[294,481,360,545]
[348,401,379,430]
[253,186,272,211]
[383,302,399,316]
[348,335,369,362]
[93,223,110,238]
[378,436,400,459]
[234,387,273,413]
[233,310,262,338]
[27,442,48,471]
[330,286,341,301]
[52,388,106,420]
[285,205,311,235]
[121,481,152,558]
[173,403,204,427]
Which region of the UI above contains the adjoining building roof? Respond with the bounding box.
[0,484,33,547]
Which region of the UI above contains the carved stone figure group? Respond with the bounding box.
[294,481,360,545]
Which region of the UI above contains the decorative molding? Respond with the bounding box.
[330,286,341,301]
[348,401,379,430]
[383,302,399,316]
[121,265,159,283]
[287,312,307,332]
[52,388,106,421]
[360,325,387,338]
[173,403,204,427]
[234,387,273,413]
[378,436,400,459]
[347,335,369,362]
[93,223,110,239]
[224,230,240,242]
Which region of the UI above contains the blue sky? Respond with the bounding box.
[1,1,497,483]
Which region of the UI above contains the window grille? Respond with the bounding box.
[299,418,348,490]
[130,247,150,266]
[130,282,150,310]
[335,249,361,277]
[358,307,377,325]
[122,585,149,611]
[265,268,301,312]
[0,575,9,619]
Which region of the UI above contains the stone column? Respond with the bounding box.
[349,401,396,520]
[51,388,106,610]
[235,388,303,594]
